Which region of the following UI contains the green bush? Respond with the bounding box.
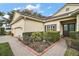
[0,28,6,35]
[69,31,79,39]
[46,31,60,42]
[69,31,79,50]
[31,32,43,42]
[22,31,60,43]
[22,32,32,41]
[71,39,79,47]
[64,48,79,56]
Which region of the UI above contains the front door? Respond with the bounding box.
[63,23,75,37]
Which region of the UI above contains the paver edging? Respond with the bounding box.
[18,38,61,56]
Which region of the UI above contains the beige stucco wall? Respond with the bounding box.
[45,17,76,36]
[54,4,79,16]
[11,19,24,38]
[76,14,79,31]
[45,21,60,31]
[24,19,44,32]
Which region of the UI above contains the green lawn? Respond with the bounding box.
[0,42,14,56]
[64,48,79,56]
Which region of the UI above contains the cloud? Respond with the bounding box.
[13,7,21,10]
[26,4,45,14]
[12,4,44,14]
[26,4,40,11]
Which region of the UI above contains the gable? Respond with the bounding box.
[12,12,21,21]
[11,12,22,24]
[53,3,79,16]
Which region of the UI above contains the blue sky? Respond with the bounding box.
[0,3,65,16]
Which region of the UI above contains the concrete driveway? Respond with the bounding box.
[0,36,67,56]
[0,36,35,56]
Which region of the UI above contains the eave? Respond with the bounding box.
[11,8,79,25]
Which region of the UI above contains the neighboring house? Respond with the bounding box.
[11,3,79,38]
[0,16,11,33]
[2,23,11,32]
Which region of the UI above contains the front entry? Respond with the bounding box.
[63,23,75,37]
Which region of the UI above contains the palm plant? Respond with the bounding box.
[20,9,33,16]
[0,11,4,16]
[7,10,15,23]
[0,11,5,27]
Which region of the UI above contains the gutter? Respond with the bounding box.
[21,15,45,23]
[45,13,72,22]
[11,9,78,25]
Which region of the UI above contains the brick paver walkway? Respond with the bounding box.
[0,36,67,56]
[42,39,67,56]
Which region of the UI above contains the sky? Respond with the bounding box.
[0,3,65,17]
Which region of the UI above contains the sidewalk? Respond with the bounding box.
[42,39,67,56]
[0,36,67,56]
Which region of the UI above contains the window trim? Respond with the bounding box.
[45,24,57,31]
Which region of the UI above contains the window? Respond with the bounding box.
[45,24,57,31]
[66,8,69,11]
[51,24,56,31]
[47,25,51,30]
[64,24,68,31]
[69,24,75,31]
[6,28,11,30]
[45,25,46,32]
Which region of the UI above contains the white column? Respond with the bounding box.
[60,24,63,37]
[76,14,79,31]
[57,22,60,31]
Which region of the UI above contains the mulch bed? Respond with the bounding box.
[28,42,52,53]
[18,38,53,53]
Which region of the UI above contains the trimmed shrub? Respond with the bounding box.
[68,31,79,50]
[71,39,79,50]
[31,32,43,42]
[46,31,60,43]
[71,39,79,46]
[66,38,79,51]
[22,31,60,43]
[69,31,79,39]
[23,32,32,40]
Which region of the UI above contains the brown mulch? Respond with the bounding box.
[18,38,53,53]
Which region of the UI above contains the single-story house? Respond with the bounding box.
[11,3,79,39]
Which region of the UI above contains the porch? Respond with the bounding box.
[60,19,76,37]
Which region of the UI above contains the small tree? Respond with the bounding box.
[0,28,5,35]
[0,11,4,16]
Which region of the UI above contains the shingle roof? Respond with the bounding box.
[11,8,79,24]
[47,8,79,20]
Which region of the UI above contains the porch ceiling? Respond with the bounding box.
[60,19,76,24]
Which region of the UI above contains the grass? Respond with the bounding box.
[64,48,79,56]
[0,42,14,56]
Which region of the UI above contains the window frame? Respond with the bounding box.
[45,24,57,31]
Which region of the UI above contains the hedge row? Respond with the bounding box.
[22,31,60,43]
[69,31,79,39]
[68,31,79,51]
